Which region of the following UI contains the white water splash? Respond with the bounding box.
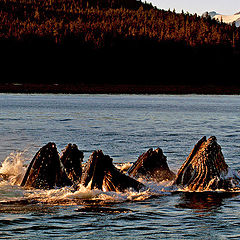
[117,162,133,173]
[21,179,174,205]
[0,150,28,185]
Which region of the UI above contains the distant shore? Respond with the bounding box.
[0,83,239,94]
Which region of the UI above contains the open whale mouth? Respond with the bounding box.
[20,143,63,189]
[128,147,175,182]
[81,150,145,192]
[20,143,82,190]
[174,136,240,191]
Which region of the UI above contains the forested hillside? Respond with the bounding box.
[1,0,240,85]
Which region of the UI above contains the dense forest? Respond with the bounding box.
[1,0,240,85]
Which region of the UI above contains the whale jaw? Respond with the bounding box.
[174,136,233,191]
[21,143,71,189]
[21,143,83,189]
[81,150,145,192]
[128,147,175,182]
[60,143,83,185]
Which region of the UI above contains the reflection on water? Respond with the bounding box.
[76,205,132,214]
[0,201,59,214]
[176,192,240,213]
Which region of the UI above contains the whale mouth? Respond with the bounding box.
[60,143,84,185]
[128,147,175,182]
[174,136,239,192]
[20,142,63,189]
[20,143,83,190]
[81,150,145,193]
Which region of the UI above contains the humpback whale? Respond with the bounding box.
[128,147,175,182]
[81,150,145,192]
[174,136,240,191]
[21,143,83,189]
[60,143,83,185]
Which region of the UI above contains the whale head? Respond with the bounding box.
[21,142,72,189]
[81,150,145,192]
[128,147,175,182]
[174,136,235,191]
[60,143,83,184]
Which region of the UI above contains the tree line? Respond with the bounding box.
[1,0,240,85]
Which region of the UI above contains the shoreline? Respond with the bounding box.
[0,83,239,95]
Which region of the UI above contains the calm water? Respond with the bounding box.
[0,94,240,239]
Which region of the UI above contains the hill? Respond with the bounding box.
[214,13,240,27]
[1,0,240,88]
[203,11,240,27]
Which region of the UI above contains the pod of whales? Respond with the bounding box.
[20,136,240,192]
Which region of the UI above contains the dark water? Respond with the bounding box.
[0,94,240,239]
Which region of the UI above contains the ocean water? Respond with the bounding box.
[0,94,240,239]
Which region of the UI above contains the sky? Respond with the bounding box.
[146,0,240,16]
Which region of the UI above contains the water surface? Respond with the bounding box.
[0,94,240,239]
